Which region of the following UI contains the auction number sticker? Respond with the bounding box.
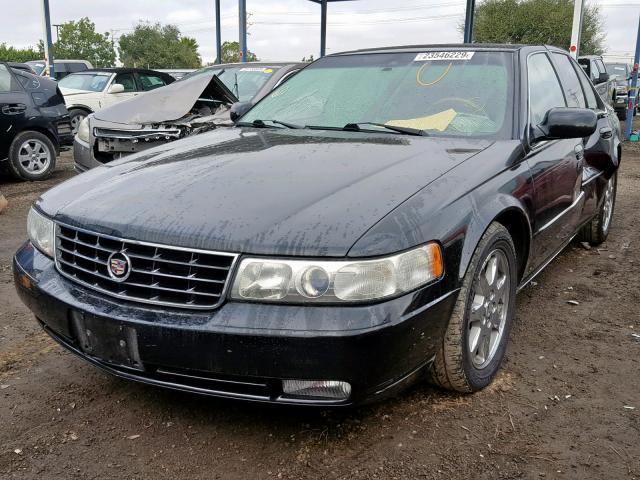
[414,51,475,61]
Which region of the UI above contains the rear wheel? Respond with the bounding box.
[431,223,517,392]
[577,172,617,246]
[6,131,57,181]
[69,109,88,135]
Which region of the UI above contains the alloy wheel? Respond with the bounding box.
[468,249,511,369]
[601,175,615,234]
[18,139,51,175]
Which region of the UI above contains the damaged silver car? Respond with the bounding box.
[73,69,237,171]
[74,62,303,171]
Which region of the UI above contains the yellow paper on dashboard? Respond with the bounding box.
[386,109,457,132]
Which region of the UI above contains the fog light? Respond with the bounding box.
[282,380,351,400]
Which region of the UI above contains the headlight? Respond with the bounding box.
[76,117,90,143]
[27,207,55,258]
[230,243,443,303]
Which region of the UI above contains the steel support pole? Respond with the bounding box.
[624,16,640,140]
[569,0,584,59]
[239,0,247,62]
[40,0,55,78]
[463,0,475,43]
[320,0,327,57]
[215,0,222,64]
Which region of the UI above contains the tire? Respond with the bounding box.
[577,172,617,246]
[68,109,88,135]
[6,131,57,181]
[431,223,518,392]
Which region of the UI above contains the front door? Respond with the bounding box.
[101,72,140,108]
[525,52,583,264]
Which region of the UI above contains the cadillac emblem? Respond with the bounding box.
[107,252,131,282]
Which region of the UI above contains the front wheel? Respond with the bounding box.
[431,223,517,392]
[577,172,617,246]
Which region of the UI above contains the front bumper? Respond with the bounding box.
[13,242,456,406]
[73,136,99,173]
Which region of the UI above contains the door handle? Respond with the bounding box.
[1,104,26,115]
[599,127,613,139]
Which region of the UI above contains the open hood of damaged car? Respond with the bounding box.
[93,70,238,125]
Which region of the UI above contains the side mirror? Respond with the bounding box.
[597,72,610,84]
[229,101,252,122]
[108,83,125,94]
[535,107,597,141]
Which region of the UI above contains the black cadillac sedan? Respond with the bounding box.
[14,44,620,405]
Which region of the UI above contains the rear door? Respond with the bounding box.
[570,56,619,225]
[525,52,583,262]
[0,63,30,160]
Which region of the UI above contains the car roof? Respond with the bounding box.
[207,62,304,68]
[77,67,173,75]
[329,43,567,56]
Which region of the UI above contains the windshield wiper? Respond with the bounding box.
[238,119,303,129]
[342,122,428,137]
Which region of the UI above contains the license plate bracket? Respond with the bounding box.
[70,311,144,371]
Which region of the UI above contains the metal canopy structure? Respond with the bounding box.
[307,0,357,57]
[218,0,479,64]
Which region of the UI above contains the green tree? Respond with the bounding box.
[472,0,604,55]
[38,18,116,67]
[0,43,39,63]
[220,41,258,63]
[118,23,201,68]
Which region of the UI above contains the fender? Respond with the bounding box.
[349,141,533,292]
[458,192,533,283]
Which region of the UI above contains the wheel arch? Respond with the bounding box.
[13,125,60,152]
[66,105,93,114]
[459,199,532,285]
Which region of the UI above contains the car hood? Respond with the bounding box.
[59,87,95,96]
[92,71,238,125]
[38,128,492,257]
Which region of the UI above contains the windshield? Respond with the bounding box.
[605,63,629,76]
[216,66,279,102]
[58,72,112,92]
[242,51,513,138]
[26,61,46,75]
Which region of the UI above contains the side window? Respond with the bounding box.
[552,53,586,108]
[527,53,567,126]
[0,64,20,92]
[573,62,599,109]
[114,72,136,92]
[137,73,167,91]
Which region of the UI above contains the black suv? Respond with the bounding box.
[0,62,72,180]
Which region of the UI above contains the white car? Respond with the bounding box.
[57,68,175,134]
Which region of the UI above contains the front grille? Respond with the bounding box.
[55,224,238,309]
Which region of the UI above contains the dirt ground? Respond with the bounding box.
[1,128,639,480]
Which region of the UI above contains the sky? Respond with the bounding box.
[3,0,639,63]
